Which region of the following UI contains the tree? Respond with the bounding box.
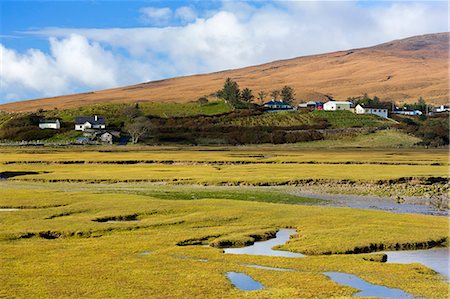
[270,89,280,101]
[372,96,380,105]
[217,78,241,107]
[125,116,153,144]
[240,88,254,103]
[257,91,268,104]
[280,85,295,104]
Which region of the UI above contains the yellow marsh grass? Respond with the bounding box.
[0,147,448,164]
[2,163,447,183]
[0,186,448,298]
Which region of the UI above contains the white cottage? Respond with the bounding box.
[75,115,106,131]
[323,101,352,111]
[355,104,388,118]
[39,119,61,129]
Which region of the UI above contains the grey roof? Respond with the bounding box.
[263,100,291,106]
[75,116,105,125]
[39,119,59,124]
[358,104,387,109]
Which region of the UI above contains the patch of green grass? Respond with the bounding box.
[0,112,13,128]
[45,130,83,142]
[293,129,422,148]
[139,100,231,117]
[42,100,231,127]
[224,111,315,127]
[311,110,389,128]
[223,110,391,128]
[113,185,325,205]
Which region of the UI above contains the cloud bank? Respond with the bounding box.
[1,1,448,103]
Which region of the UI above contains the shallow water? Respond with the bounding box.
[382,247,449,281]
[0,208,19,211]
[224,229,304,257]
[225,272,264,291]
[324,272,415,299]
[294,191,448,216]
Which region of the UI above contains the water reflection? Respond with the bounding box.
[382,247,449,281]
[224,229,304,258]
[226,272,264,291]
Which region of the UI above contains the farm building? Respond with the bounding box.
[75,115,106,131]
[298,101,323,111]
[39,119,61,129]
[355,104,388,118]
[392,110,423,116]
[323,101,352,111]
[100,132,113,145]
[262,100,293,111]
[433,105,450,113]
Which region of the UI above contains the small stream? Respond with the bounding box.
[324,272,415,298]
[221,228,444,296]
[0,208,20,211]
[224,229,304,257]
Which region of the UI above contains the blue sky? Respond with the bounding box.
[0,1,448,103]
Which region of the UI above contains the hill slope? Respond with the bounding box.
[1,32,448,112]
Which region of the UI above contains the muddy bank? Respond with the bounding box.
[292,190,449,216]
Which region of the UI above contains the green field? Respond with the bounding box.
[0,147,448,298]
[224,110,390,128]
[42,100,232,121]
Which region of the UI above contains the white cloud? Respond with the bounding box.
[2,1,448,103]
[0,34,154,102]
[175,6,197,22]
[139,7,172,25]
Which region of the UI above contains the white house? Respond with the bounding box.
[323,101,352,111]
[75,115,106,131]
[39,119,61,129]
[355,104,388,118]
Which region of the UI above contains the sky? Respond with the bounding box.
[0,0,448,104]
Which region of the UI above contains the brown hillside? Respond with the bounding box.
[1,32,448,112]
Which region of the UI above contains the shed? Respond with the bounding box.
[100,132,113,144]
[323,101,352,111]
[39,119,61,129]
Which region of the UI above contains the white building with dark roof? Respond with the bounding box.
[75,115,106,131]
